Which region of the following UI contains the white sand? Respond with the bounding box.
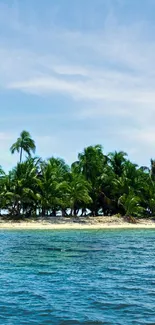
[0,216,155,230]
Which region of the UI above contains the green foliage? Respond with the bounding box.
[60,165,92,215]
[0,130,155,219]
[108,151,128,177]
[118,192,144,218]
[10,130,36,162]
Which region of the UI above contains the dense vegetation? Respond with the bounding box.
[0,130,154,219]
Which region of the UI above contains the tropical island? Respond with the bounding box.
[0,130,155,229]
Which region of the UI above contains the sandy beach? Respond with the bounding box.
[0,216,155,230]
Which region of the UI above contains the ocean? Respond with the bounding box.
[0,229,155,324]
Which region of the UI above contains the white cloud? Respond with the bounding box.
[52,65,88,76]
[0,2,155,166]
[1,20,155,114]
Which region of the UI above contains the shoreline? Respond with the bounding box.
[0,216,155,230]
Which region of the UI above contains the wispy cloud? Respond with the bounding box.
[0,0,155,167]
[2,19,155,108]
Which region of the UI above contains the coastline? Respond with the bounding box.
[0,216,155,230]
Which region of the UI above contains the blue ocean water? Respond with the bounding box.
[0,229,155,325]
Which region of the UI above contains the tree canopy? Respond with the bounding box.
[0,130,155,219]
[10,130,36,162]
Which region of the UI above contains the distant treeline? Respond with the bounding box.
[0,130,154,219]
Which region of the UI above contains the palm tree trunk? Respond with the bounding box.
[20,147,23,163]
[42,207,45,216]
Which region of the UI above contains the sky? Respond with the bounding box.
[1,0,155,170]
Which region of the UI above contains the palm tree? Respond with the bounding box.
[118,191,144,218]
[60,165,92,216]
[78,145,106,181]
[150,159,155,181]
[108,151,128,177]
[7,157,41,217]
[1,137,154,220]
[77,145,107,215]
[10,130,36,163]
[39,157,70,216]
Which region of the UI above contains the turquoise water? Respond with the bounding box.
[0,230,155,324]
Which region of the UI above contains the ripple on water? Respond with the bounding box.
[0,229,155,324]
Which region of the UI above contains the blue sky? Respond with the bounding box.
[1,0,155,170]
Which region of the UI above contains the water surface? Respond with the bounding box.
[0,229,155,324]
